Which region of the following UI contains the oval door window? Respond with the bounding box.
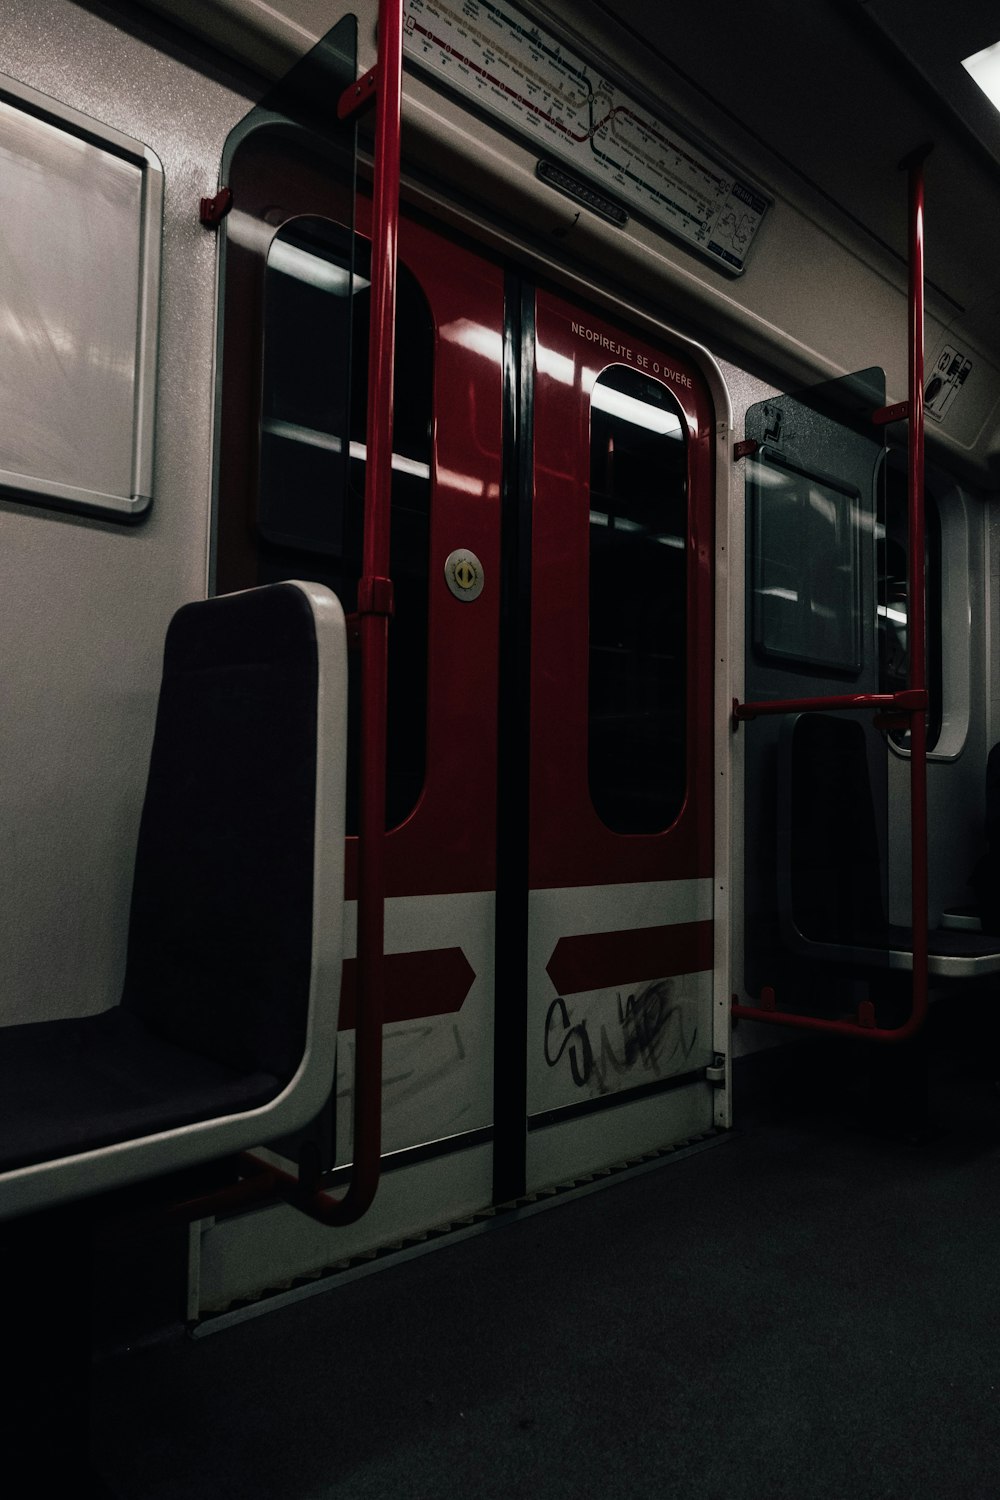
[588,363,688,834]
[258,215,434,833]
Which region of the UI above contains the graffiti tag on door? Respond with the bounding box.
[543,979,698,1094]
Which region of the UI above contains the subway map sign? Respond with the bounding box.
[403,0,769,274]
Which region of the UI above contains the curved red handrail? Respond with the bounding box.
[733,689,927,723]
[296,0,403,1224]
[156,3,403,1237]
[733,148,930,1044]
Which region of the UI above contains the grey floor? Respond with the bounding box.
[93,1017,1000,1498]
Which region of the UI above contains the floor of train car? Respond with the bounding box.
[91,995,1000,1500]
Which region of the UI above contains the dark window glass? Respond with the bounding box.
[751,455,862,674]
[588,364,687,834]
[877,462,942,751]
[259,216,432,831]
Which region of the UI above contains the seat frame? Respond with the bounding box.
[0,580,347,1222]
[777,712,1000,981]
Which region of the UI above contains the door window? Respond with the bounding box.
[588,365,688,833]
[259,216,434,831]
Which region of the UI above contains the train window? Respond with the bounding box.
[0,78,161,518]
[259,216,433,832]
[877,463,943,751]
[588,364,688,834]
[751,454,862,673]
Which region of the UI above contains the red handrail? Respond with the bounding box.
[150,5,404,1238]
[733,689,927,723]
[733,148,931,1044]
[299,0,403,1222]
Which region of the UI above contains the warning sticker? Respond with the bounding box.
[925,344,972,423]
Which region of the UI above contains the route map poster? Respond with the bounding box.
[402,0,769,274]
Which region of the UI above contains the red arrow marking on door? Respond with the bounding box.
[338,947,476,1030]
[546,922,713,997]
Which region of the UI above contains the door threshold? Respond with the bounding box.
[190,1127,731,1338]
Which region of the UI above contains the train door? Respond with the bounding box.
[213,122,717,1234]
[516,292,717,1192]
[216,155,505,1183]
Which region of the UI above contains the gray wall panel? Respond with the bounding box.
[0,0,260,1023]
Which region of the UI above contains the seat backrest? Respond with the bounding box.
[122,583,322,1083]
[779,713,887,946]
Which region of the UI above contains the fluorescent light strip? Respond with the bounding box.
[268,240,369,296]
[963,40,1000,112]
[592,383,683,436]
[349,440,429,481]
[263,420,430,479]
[589,511,685,549]
[588,509,642,533]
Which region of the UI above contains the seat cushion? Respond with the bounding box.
[0,1009,281,1173]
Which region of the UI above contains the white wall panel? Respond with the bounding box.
[0,1,261,1024]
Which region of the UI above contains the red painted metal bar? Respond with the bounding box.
[733,149,930,1044]
[125,7,404,1240]
[150,5,406,1236]
[733,688,927,724]
[339,64,378,120]
[302,0,402,1223]
[872,399,910,427]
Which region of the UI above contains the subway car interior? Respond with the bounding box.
[4,0,1000,1493]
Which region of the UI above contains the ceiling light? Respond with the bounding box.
[962,40,1000,113]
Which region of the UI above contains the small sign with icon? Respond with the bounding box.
[925,344,972,422]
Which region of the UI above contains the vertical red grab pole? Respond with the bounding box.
[309,0,403,1225]
[905,147,930,1038]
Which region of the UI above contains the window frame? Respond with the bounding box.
[0,72,162,520]
[880,458,972,764]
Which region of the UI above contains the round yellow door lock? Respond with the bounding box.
[444,548,485,601]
